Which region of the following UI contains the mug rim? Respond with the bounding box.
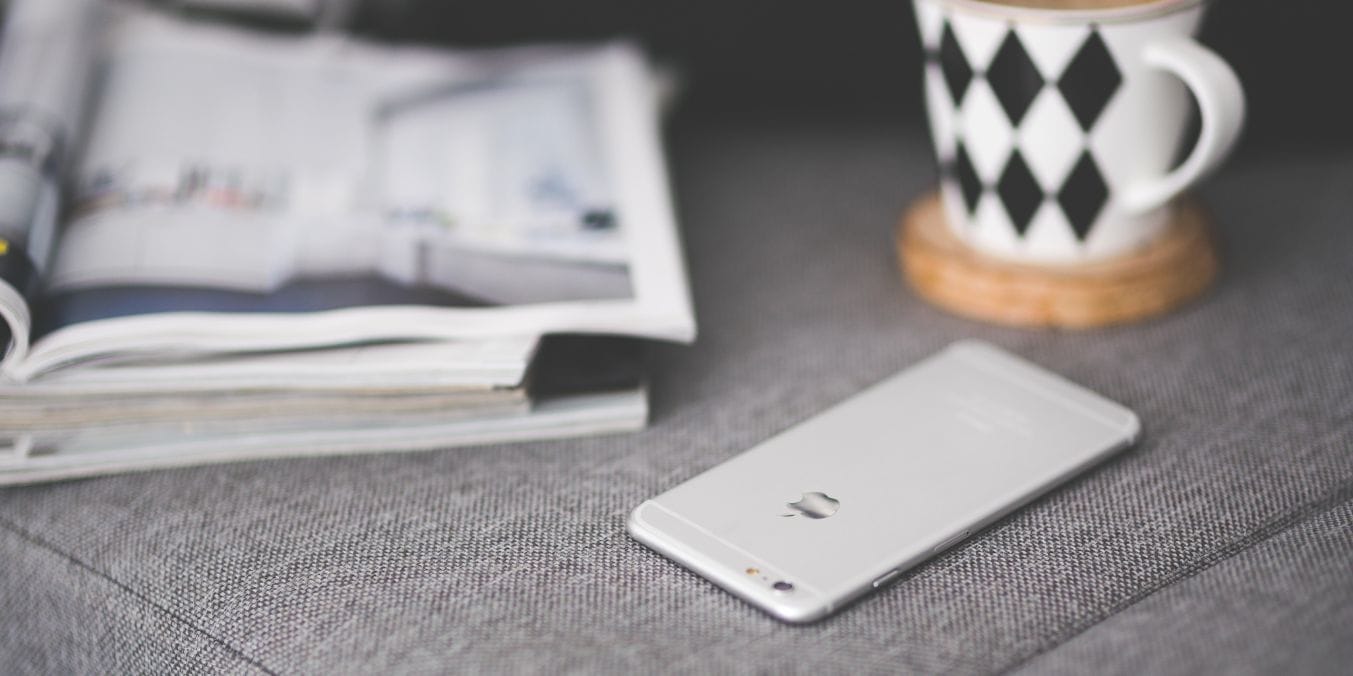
[938,0,1207,25]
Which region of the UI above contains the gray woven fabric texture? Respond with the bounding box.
[2,119,1351,674]
[1014,494,1353,676]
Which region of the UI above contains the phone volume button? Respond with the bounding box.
[933,529,972,554]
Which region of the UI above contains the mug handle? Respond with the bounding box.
[1120,38,1246,214]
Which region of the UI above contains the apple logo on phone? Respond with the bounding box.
[783,491,840,519]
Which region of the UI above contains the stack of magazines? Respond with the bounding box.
[0,0,695,484]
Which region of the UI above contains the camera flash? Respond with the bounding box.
[745,567,759,576]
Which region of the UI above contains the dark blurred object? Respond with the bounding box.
[353,0,918,113]
[352,0,1352,154]
[528,335,643,400]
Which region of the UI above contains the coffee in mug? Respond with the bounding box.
[913,0,1244,263]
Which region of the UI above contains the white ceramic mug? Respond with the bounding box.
[913,0,1245,264]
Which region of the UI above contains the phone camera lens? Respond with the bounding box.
[772,580,794,593]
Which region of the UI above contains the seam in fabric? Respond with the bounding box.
[0,514,278,676]
[3,481,1350,674]
[996,479,1353,675]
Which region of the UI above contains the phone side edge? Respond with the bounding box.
[945,340,1142,442]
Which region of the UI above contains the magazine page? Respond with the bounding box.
[1,387,527,432]
[0,335,539,396]
[0,0,104,373]
[0,387,645,485]
[0,335,648,486]
[2,5,694,382]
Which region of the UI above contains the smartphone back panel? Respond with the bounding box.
[628,341,1140,622]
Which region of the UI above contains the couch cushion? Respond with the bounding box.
[1,116,1350,672]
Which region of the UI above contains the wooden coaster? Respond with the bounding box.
[897,191,1218,329]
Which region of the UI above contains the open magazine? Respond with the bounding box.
[0,0,695,484]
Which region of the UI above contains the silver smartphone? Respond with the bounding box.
[627,340,1140,623]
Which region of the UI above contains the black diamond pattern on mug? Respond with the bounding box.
[986,31,1044,126]
[933,17,1135,246]
[952,141,983,215]
[939,23,974,106]
[1058,31,1122,131]
[997,151,1044,236]
[1058,152,1110,240]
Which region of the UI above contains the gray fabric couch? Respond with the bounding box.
[2,117,1351,673]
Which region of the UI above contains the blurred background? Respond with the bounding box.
[345,0,1349,156]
